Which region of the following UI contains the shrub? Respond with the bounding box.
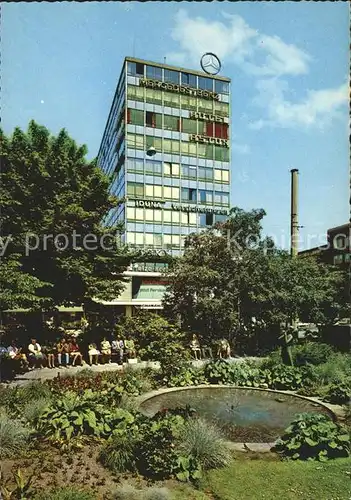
[21,381,52,402]
[274,412,350,461]
[323,383,351,405]
[177,417,232,470]
[166,363,208,388]
[99,431,138,474]
[0,412,30,459]
[293,342,335,366]
[36,391,135,449]
[262,364,310,391]
[34,488,95,500]
[313,353,351,386]
[137,413,186,479]
[22,397,51,425]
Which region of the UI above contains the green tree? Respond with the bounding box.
[163,207,344,354]
[114,312,189,366]
[0,121,132,310]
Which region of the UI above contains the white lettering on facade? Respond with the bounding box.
[189,134,229,148]
[139,79,220,101]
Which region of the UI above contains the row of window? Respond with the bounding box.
[127,61,230,94]
[126,208,226,226]
[127,160,229,183]
[127,134,230,162]
[127,86,229,117]
[127,232,185,248]
[127,109,229,139]
[126,182,230,205]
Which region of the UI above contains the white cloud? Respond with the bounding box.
[167,10,347,131]
[249,78,348,130]
[167,10,309,78]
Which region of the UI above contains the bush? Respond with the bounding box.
[313,353,351,386]
[165,363,208,388]
[22,397,51,425]
[323,383,351,405]
[34,488,95,500]
[177,417,232,470]
[293,342,335,366]
[36,391,135,449]
[0,412,30,459]
[112,485,170,500]
[262,364,311,391]
[137,413,185,479]
[99,431,138,474]
[274,412,350,461]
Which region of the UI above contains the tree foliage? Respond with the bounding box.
[163,207,343,348]
[0,121,132,310]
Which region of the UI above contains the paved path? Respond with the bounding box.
[3,357,263,387]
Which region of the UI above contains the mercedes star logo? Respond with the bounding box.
[200,53,221,76]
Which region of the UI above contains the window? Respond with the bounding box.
[146,136,162,151]
[127,183,144,198]
[181,72,197,88]
[198,143,213,159]
[182,188,197,202]
[164,92,180,108]
[172,235,180,246]
[214,169,229,183]
[199,167,213,181]
[164,234,172,246]
[214,80,229,94]
[127,134,144,150]
[154,234,163,247]
[135,208,144,220]
[154,210,162,222]
[164,69,179,84]
[127,62,136,75]
[145,160,162,176]
[214,145,230,162]
[127,207,135,220]
[181,165,197,179]
[182,118,197,134]
[146,65,162,80]
[145,233,154,246]
[164,211,171,223]
[127,232,135,243]
[180,95,197,111]
[128,109,144,126]
[198,77,213,91]
[146,111,162,128]
[164,115,180,131]
[334,236,346,250]
[181,141,197,157]
[145,209,154,221]
[214,101,229,117]
[198,98,214,113]
[164,162,180,177]
[206,213,214,226]
[215,123,228,139]
[127,86,145,102]
[145,88,162,105]
[135,62,144,76]
[215,214,227,223]
[135,233,144,245]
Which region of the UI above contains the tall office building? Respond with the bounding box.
[97,57,231,313]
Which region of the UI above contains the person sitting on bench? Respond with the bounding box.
[100,337,112,364]
[190,334,201,360]
[111,337,124,364]
[124,337,136,358]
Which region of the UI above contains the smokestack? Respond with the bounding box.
[290,168,299,258]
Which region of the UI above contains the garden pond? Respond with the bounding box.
[139,387,334,443]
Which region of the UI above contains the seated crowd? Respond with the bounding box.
[2,335,138,370]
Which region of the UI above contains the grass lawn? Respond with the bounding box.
[203,456,351,500]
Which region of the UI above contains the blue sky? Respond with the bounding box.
[2,2,349,250]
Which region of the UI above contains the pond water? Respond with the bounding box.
[139,387,333,443]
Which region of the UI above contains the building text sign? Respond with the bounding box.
[189,112,225,123]
[189,134,229,148]
[171,204,228,215]
[135,200,165,209]
[139,79,220,101]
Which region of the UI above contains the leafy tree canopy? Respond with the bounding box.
[0,121,133,310]
[163,207,344,346]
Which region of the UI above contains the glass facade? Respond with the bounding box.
[98,57,231,257]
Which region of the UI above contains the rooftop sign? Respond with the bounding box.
[139,79,220,101]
